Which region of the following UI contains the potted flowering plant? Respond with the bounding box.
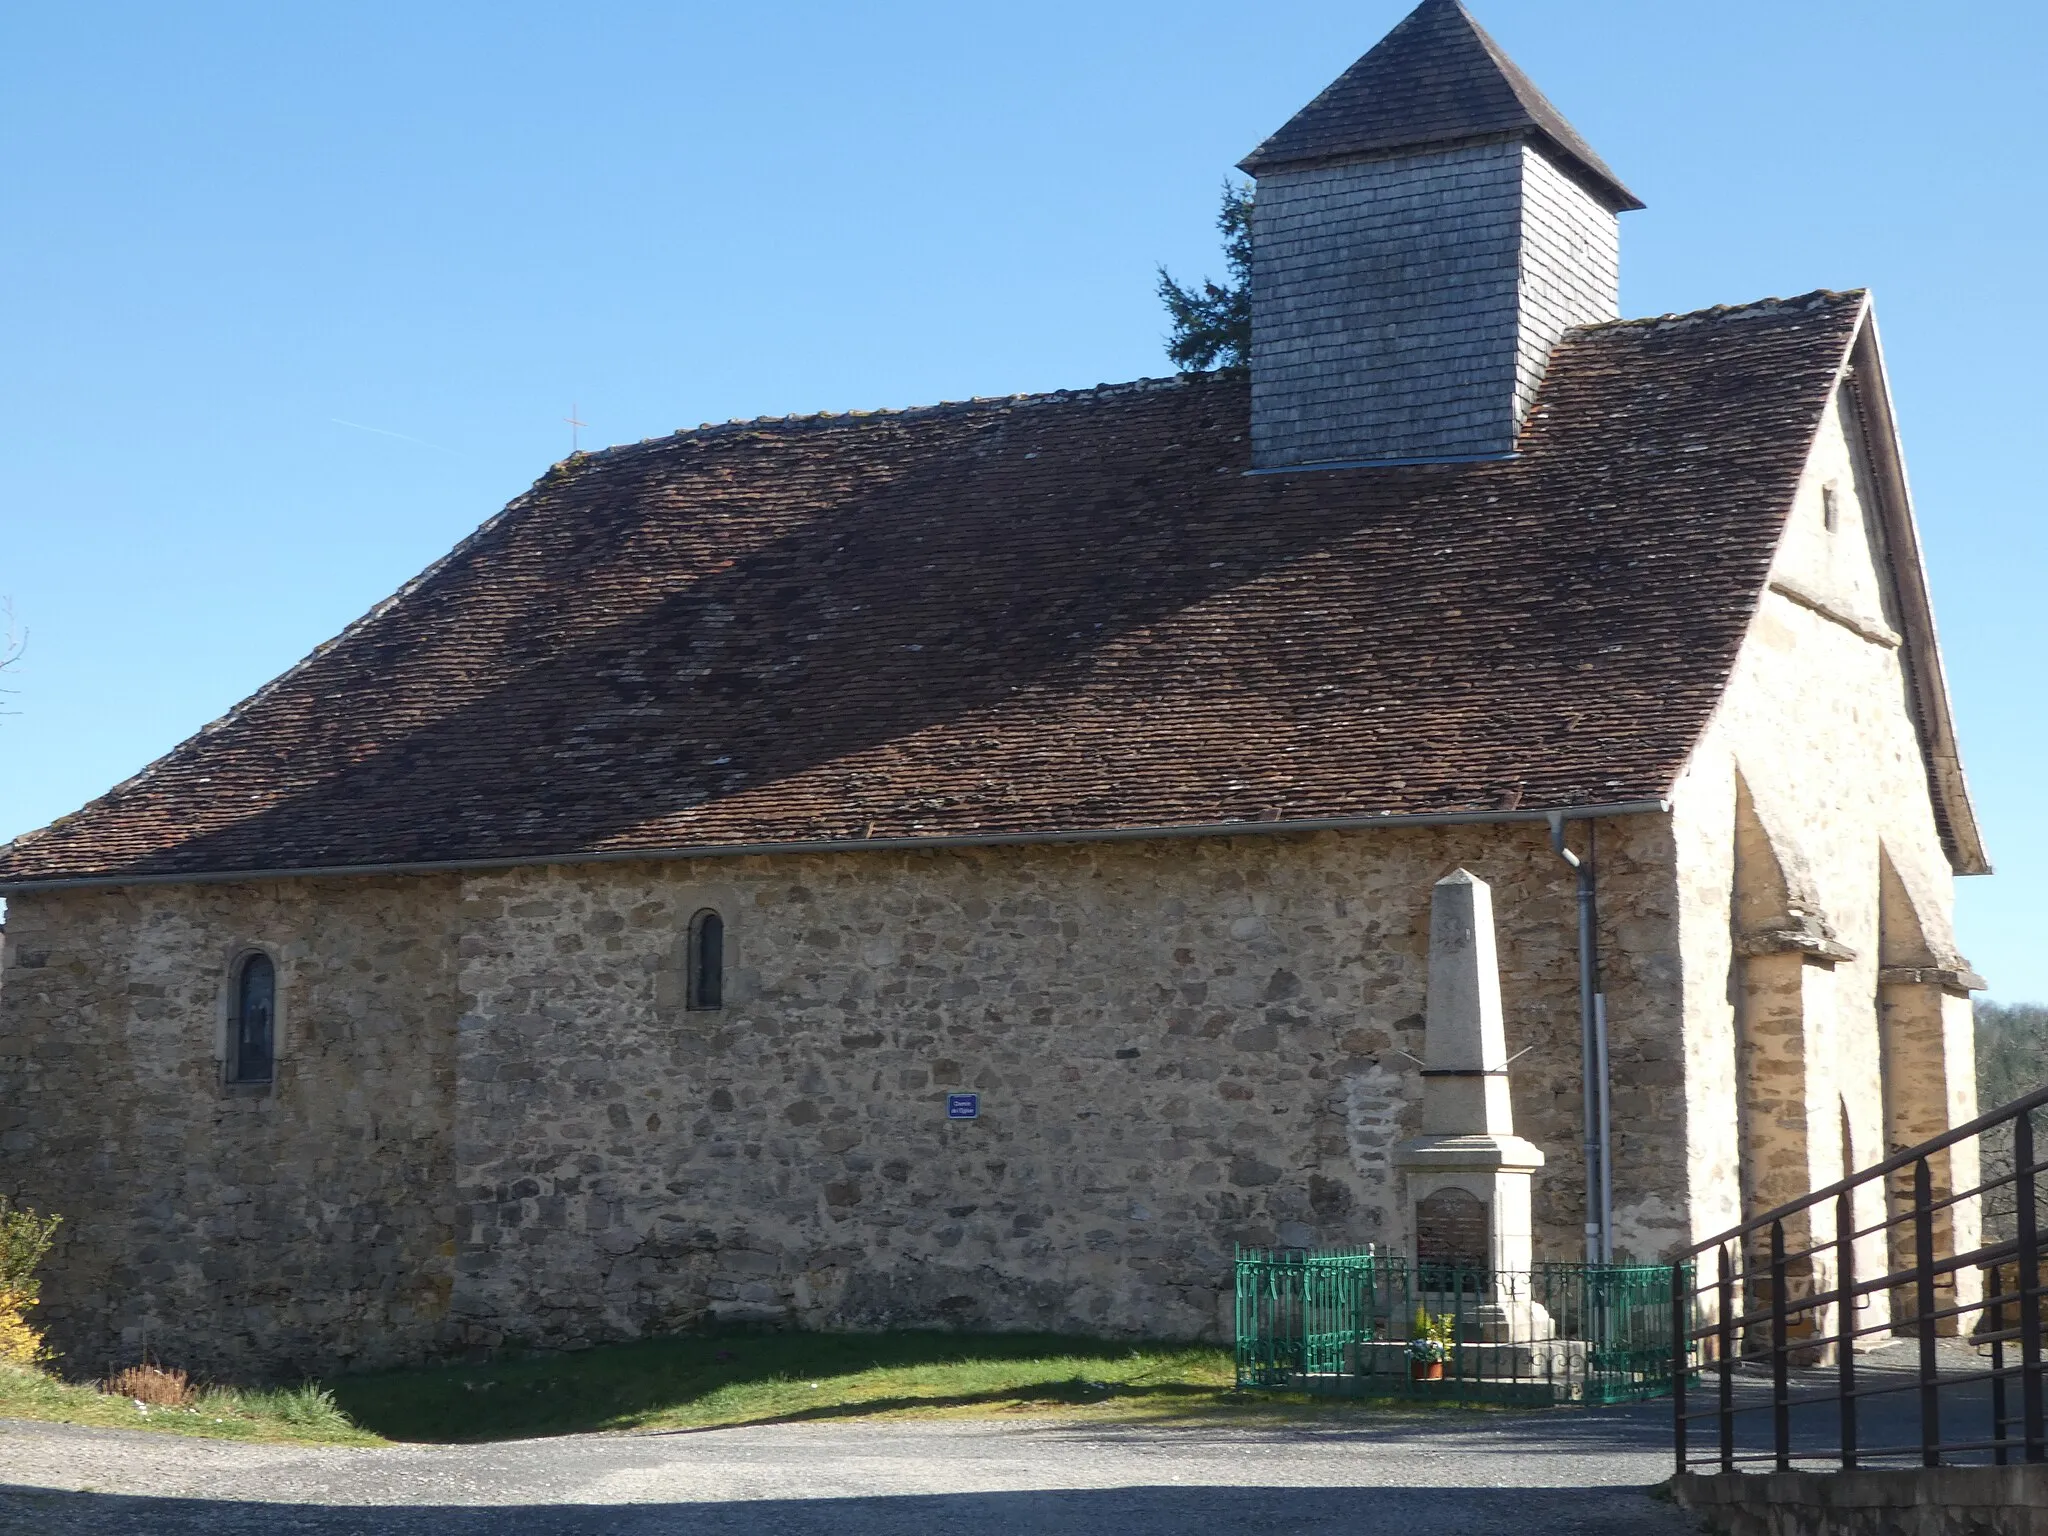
[1407,1308,1455,1382]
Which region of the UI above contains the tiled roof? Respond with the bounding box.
[1239,0,1642,210]
[0,291,1871,887]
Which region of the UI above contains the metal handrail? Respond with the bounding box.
[1682,1082,2048,1260]
[1670,1086,2048,1476]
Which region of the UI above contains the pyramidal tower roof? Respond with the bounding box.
[1239,0,1642,209]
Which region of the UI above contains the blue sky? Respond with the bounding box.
[1,1,2042,998]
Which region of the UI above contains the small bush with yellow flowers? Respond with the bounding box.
[0,1196,62,1367]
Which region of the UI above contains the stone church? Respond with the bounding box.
[0,0,1988,1378]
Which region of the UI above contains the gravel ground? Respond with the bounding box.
[0,1407,1698,1534]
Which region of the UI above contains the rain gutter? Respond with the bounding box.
[0,799,1672,894]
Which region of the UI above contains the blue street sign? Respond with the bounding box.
[946,1093,979,1120]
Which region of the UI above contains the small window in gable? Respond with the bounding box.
[230,952,276,1084]
[688,910,724,1011]
[1822,483,1841,533]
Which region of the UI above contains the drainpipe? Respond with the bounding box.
[1550,812,1609,1265]
[1595,992,1614,1265]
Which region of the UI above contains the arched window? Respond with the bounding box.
[688,910,724,1011]
[230,952,276,1084]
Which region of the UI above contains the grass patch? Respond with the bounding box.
[0,1362,383,1445]
[2,1330,1483,1447]
[330,1330,1263,1442]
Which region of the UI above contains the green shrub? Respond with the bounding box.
[241,1381,355,1433]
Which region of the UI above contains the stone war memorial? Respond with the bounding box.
[0,0,1988,1379]
[1395,871,1550,1340]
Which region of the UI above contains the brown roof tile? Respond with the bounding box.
[0,291,1869,886]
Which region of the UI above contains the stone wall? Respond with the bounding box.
[444,818,1685,1355]
[0,877,461,1379]
[1249,138,1619,468]
[1,816,1685,1375]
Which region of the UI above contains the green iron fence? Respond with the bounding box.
[1235,1246,1695,1406]
[1235,1245,1381,1387]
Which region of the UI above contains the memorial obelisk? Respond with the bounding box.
[1394,869,1551,1340]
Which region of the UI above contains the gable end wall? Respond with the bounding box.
[1670,377,1976,1249]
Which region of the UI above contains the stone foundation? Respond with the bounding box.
[1672,1467,2048,1536]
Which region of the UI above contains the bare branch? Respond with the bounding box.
[0,597,25,718]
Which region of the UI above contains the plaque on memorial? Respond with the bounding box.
[1415,1187,1490,1272]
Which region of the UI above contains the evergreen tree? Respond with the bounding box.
[1158,183,1252,374]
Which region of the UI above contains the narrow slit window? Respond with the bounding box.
[1822,483,1840,532]
[688,910,724,1011]
[231,952,276,1084]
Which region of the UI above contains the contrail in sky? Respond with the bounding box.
[329,418,460,454]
